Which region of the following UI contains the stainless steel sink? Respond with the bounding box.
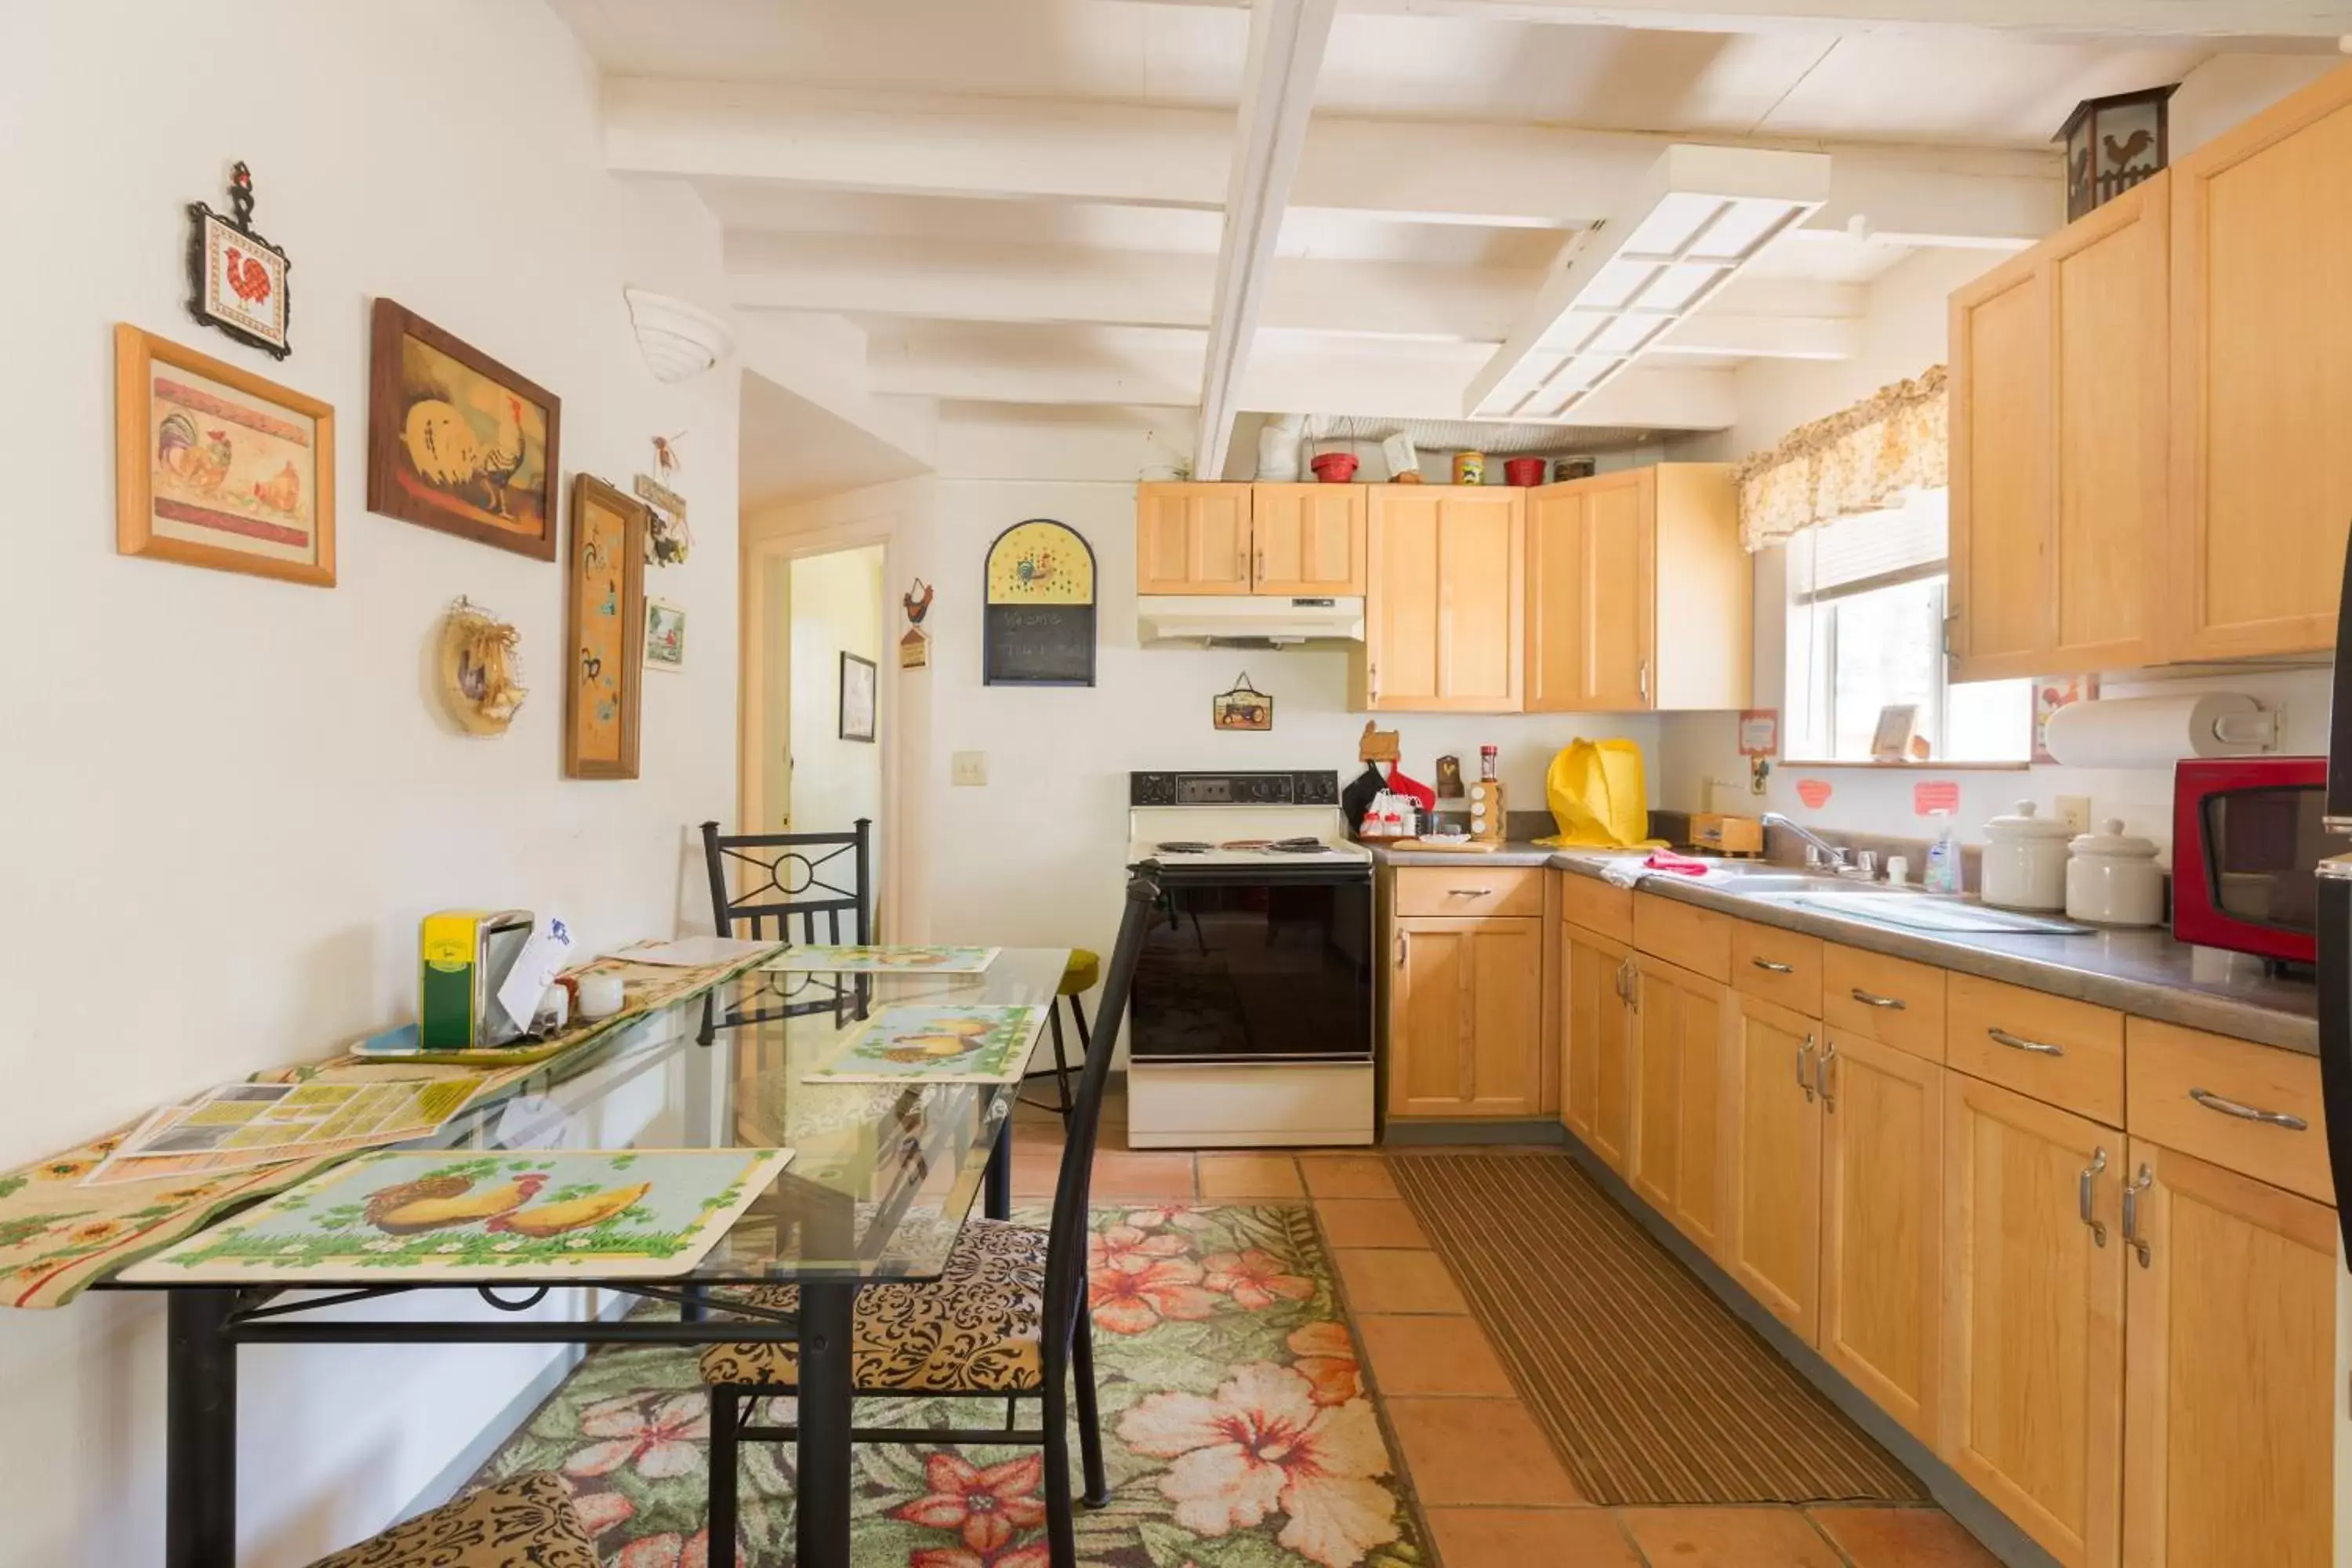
[1749,889,2089,936]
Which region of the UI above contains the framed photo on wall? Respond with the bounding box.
[644,599,686,672]
[564,476,647,779]
[367,299,561,561]
[114,324,335,586]
[840,652,877,742]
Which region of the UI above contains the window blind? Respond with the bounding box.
[1795,488,1947,601]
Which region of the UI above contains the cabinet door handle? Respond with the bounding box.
[2122,1162,2153,1267]
[1449,887,1494,898]
[1368,661,1380,706]
[1254,550,1266,583]
[2188,1087,2308,1130]
[1849,988,1906,1011]
[1395,931,1407,968]
[2078,1147,2108,1247]
[1816,1038,1838,1112]
[1796,1034,1817,1104]
[1638,659,1650,704]
[1987,1026,2064,1058]
[1751,957,1795,975]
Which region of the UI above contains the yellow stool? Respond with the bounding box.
[1024,948,1098,1119]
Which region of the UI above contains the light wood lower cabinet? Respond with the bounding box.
[1388,916,1543,1118]
[1820,1031,1944,1443]
[1942,1074,2124,1568]
[2122,1141,2336,1568]
[1631,954,1730,1260]
[1725,993,1823,1341]
[1562,922,1635,1172]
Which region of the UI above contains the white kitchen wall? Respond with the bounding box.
[746,478,1660,960]
[0,4,739,1563]
[1655,136,2329,861]
[788,544,888,871]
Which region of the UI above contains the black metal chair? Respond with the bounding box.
[699,868,1160,1568]
[699,818,873,1026]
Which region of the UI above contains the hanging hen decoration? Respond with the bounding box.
[186,162,292,358]
[899,578,934,670]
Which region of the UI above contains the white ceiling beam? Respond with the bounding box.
[1196,0,1338,478]
[608,80,2059,244]
[1331,0,2352,41]
[1653,312,1861,360]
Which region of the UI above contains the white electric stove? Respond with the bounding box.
[1123,771,1375,1149]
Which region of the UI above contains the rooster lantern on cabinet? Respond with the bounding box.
[2057,84,2176,222]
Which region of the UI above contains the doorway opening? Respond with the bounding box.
[745,539,889,931]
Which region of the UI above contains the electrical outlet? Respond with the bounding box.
[2055,794,2092,833]
[951,751,988,787]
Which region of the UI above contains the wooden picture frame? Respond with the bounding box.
[367,299,561,561]
[563,476,647,779]
[839,652,878,742]
[114,324,335,586]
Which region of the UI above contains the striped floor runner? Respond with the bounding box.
[1388,1151,1927,1507]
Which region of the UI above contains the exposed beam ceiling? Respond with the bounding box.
[1171,0,2352,42]
[607,81,2060,244]
[1198,0,1338,478]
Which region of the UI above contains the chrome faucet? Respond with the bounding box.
[1762,812,1852,875]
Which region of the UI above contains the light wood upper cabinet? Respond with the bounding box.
[1137,483,1253,595]
[1562,922,1635,1172]
[1631,954,1730,1261]
[2122,1142,2335,1568]
[1526,466,1748,712]
[2169,65,2352,661]
[1949,172,2169,682]
[1251,483,1366,596]
[1388,915,1543,1119]
[1941,1074,2124,1568]
[1359,485,1524,713]
[1820,1031,1943,1444]
[1724,992,1823,1341]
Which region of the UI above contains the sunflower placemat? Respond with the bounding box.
[801,1003,1048,1084]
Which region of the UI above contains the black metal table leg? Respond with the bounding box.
[795,1281,855,1568]
[984,1120,1012,1221]
[166,1288,238,1568]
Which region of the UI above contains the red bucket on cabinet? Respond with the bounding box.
[1309,452,1359,483]
[1502,456,1547,486]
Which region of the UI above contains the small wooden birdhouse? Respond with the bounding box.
[2057,85,2177,222]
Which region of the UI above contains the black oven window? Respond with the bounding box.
[2201,786,2344,935]
[1129,880,1372,1063]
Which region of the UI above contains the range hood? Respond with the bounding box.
[1138,595,1365,647]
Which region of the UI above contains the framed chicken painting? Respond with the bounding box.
[564,475,648,779]
[366,298,561,560]
[114,325,335,586]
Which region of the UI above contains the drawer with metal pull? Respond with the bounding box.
[1730,920,1823,1014]
[1632,892,1731,982]
[1945,973,2124,1126]
[2125,1018,2329,1203]
[1395,866,1544,919]
[1821,944,1946,1061]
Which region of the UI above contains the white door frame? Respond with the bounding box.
[739,517,903,943]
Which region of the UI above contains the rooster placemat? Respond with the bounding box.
[119,1148,791,1283]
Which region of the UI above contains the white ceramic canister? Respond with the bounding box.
[2066,818,2165,927]
[1980,800,2073,912]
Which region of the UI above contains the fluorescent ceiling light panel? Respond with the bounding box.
[1468,143,1830,422]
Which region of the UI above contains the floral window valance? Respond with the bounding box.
[1733,365,1947,551]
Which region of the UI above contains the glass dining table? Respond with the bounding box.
[107,947,1073,1568]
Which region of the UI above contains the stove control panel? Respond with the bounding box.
[1130,770,1340,807]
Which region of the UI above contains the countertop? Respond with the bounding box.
[1367,840,2319,1054]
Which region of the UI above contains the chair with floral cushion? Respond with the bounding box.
[699,868,1160,1568]
[305,1472,597,1568]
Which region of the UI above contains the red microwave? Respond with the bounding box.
[2172,757,2341,966]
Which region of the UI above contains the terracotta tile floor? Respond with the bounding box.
[1016,1094,2005,1568]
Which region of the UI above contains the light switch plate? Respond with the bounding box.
[2055,794,2092,833]
[952,751,988,786]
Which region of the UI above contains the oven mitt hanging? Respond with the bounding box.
[1385,764,1436,815]
[1342,762,1387,837]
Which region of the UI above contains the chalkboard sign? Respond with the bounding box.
[983,518,1096,687]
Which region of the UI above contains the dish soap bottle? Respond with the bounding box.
[1922,811,1961,895]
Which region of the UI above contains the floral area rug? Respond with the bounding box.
[470,1203,1429,1568]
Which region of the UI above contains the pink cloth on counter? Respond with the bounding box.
[1642,850,1715,877]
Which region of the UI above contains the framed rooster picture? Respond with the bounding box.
[114,325,335,586]
[186,163,292,358]
[564,475,648,779]
[366,299,561,560]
